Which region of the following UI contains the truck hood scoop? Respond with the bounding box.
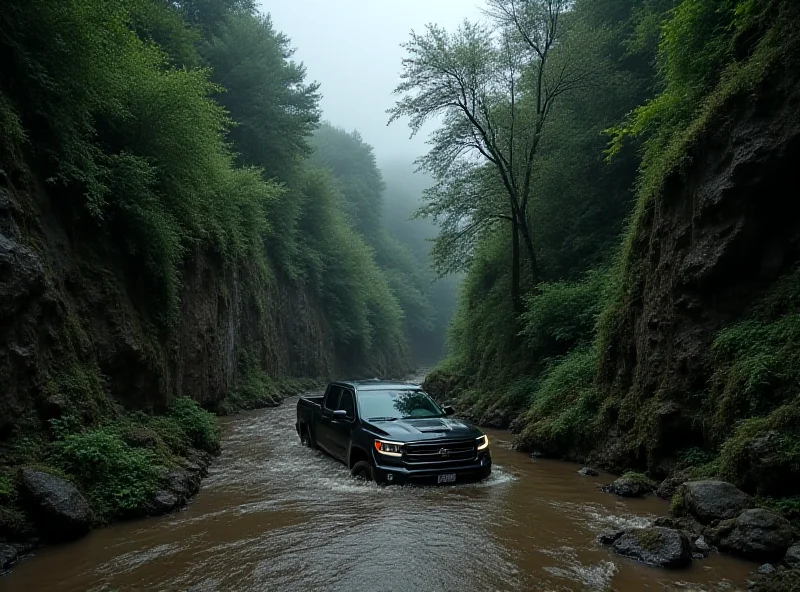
[404,418,453,432]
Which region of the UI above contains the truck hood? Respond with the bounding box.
[363,417,483,442]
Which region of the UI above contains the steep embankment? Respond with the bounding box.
[0,166,334,440]
[596,50,800,479]
[425,0,800,501]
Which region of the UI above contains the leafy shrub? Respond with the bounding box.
[52,427,161,520]
[522,270,606,355]
[514,346,600,454]
[168,398,221,454]
[147,416,192,456]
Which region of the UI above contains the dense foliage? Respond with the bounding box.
[419,0,800,511]
[0,0,454,534]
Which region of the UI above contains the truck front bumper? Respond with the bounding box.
[373,451,492,485]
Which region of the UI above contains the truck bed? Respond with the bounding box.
[298,394,324,406]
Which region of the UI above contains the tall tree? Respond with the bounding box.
[389,0,590,309]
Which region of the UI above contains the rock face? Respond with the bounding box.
[677,481,752,524]
[656,470,693,500]
[0,167,343,441]
[598,530,626,545]
[784,544,800,568]
[20,470,92,542]
[708,509,793,561]
[611,527,692,568]
[594,49,800,473]
[0,544,17,570]
[601,473,656,498]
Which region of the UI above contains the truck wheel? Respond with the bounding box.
[300,425,315,448]
[350,460,377,482]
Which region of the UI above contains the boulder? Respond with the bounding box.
[164,468,200,504]
[146,490,181,516]
[694,536,711,554]
[578,467,599,477]
[601,472,656,498]
[757,564,777,576]
[675,480,752,524]
[656,469,693,500]
[611,527,692,568]
[0,544,17,570]
[784,544,800,568]
[708,509,793,561]
[20,469,92,542]
[652,515,703,538]
[598,530,626,545]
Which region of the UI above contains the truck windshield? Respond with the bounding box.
[359,390,445,420]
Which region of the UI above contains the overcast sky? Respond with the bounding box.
[263,1,483,167]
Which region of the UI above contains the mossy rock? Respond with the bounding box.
[603,471,657,498]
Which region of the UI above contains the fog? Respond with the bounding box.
[264,0,483,166]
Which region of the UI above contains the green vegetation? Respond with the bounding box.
[414,0,800,505]
[0,0,459,541]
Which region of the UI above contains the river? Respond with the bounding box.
[0,392,757,592]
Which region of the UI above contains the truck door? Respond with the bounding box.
[329,388,356,461]
[317,385,341,455]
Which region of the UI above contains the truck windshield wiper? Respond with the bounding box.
[367,417,399,422]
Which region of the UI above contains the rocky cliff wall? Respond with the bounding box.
[598,51,800,473]
[0,161,336,438]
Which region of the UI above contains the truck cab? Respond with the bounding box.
[296,381,492,485]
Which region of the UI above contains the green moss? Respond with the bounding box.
[514,346,601,455]
[670,486,690,517]
[621,471,656,487]
[633,528,662,552]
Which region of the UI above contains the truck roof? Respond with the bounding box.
[335,379,421,391]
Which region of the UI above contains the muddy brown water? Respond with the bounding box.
[0,393,757,592]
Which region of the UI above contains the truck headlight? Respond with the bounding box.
[374,440,404,457]
[477,435,489,450]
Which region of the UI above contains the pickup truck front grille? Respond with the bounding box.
[404,439,477,464]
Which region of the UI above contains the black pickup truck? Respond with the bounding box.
[295,380,491,485]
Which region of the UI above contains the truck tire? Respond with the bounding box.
[351,460,388,485]
[300,425,315,449]
[352,460,382,482]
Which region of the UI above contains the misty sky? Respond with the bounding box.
[263,1,483,166]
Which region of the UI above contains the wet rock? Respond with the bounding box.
[652,515,703,538]
[757,563,777,576]
[694,536,711,554]
[656,469,694,500]
[598,530,626,545]
[164,468,201,504]
[480,408,511,429]
[185,449,212,477]
[784,544,800,567]
[530,451,544,459]
[578,467,599,477]
[708,509,793,561]
[676,480,752,524]
[601,472,656,498]
[0,544,17,570]
[146,490,181,516]
[611,527,692,568]
[20,469,92,542]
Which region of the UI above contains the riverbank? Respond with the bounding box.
[0,399,767,592]
[0,377,326,574]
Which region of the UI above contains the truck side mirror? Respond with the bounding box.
[443,405,455,416]
[333,409,348,419]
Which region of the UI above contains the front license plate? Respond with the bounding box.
[437,473,456,484]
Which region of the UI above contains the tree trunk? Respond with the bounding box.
[518,218,538,284]
[511,215,522,314]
